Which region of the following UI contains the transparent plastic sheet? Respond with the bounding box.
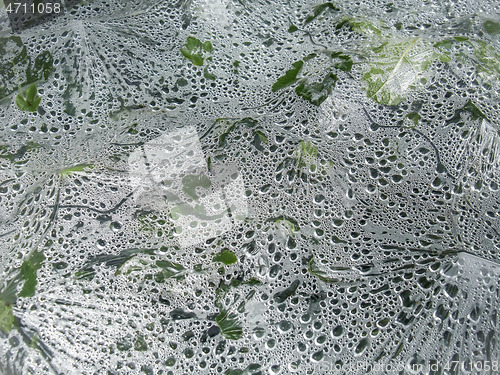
[0,0,500,374]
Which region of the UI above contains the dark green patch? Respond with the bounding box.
[295,72,337,106]
[216,310,243,340]
[202,41,213,53]
[155,260,186,282]
[252,130,268,151]
[406,112,421,126]
[463,100,487,120]
[213,250,238,265]
[304,2,339,24]
[272,60,304,92]
[0,300,15,334]
[204,65,216,80]
[19,250,45,297]
[273,280,300,303]
[484,20,500,36]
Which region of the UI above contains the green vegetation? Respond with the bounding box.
[215,309,243,340]
[181,36,215,79]
[19,250,45,297]
[16,83,41,112]
[59,163,94,177]
[213,250,238,265]
[0,36,53,104]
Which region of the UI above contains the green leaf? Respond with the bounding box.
[134,335,148,351]
[345,17,382,35]
[28,50,54,83]
[295,72,337,105]
[251,130,268,151]
[463,100,487,120]
[59,163,93,177]
[304,2,339,25]
[19,250,45,298]
[182,173,211,200]
[180,48,204,66]
[0,36,28,101]
[288,24,298,33]
[333,57,353,72]
[272,60,304,92]
[273,280,300,303]
[216,117,257,147]
[15,95,29,111]
[484,20,500,36]
[361,37,442,105]
[204,65,216,80]
[295,140,318,168]
[26,83,37,103]
[155,260,186,282]
[216,310,243,340]
[186,36,201,51]
[15,84,41,112]
[202,41,213,53]
[0,300,15,334]
[213,250,238,265]
[473,40,500,80]
[433,40,453,50]
[406,112,421,126]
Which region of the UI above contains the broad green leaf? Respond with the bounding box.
[26,83,37,103]
[16,84,41,112]
[272,60,304,92]
[213,250,238,265]
[186,36,201,51]
[295,72,337,105]
[59,163,93,177]
[15,95,29,111]
[463,100,487,120]
[0,300,15,334]
[180,48,204,66]
[19,250,45,298]
[288,24,298,33]
[361,37,444,105]
[216,310,243,340]
[182,173,211,200]
[202,41,213,53]
[304,2,339,25]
